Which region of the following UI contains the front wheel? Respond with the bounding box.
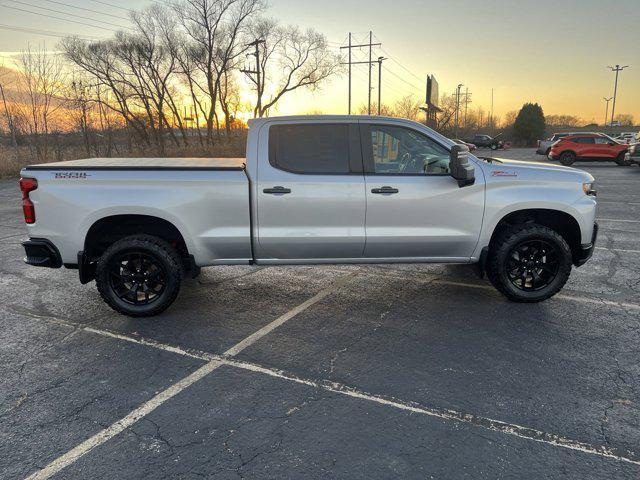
[95,235,183,317]
[486,224,572,303]
[559,151,575,166]
[616,152,631,166]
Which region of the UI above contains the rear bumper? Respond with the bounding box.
[573,222,598,267]
[22,238,62,268]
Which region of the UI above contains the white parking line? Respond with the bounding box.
[24,271,358,480]
[598,218,640,224]
[18,313,640,467]
[357,272,640,312]
[595,246,640,254]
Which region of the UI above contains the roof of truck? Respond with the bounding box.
[23,157,246,171]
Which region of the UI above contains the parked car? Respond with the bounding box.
[536,133,578,155]
[19,115,597,316]
[618,132,639,144]
[549,133,631,166]
[465,133,504,150]
[629,144,639,166]
[453,138,477,151]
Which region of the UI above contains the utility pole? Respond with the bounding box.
[490,88,494,134]
[603,96,613,128]
[454,83,463,138]
[377,56,387,115]
[368,31,373,115]
[340,33,381,115]
[348,33,351,114]
[607,64,629,126]
[462,87,472,129]
[240,39,266,117]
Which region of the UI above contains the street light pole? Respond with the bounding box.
[603,96,613,128]
[377,56,386,115]
[454,83,463,138]
[607,64,629,126]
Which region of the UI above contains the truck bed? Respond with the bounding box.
[23,157,246,171]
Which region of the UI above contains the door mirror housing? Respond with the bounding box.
[450,145,475,187]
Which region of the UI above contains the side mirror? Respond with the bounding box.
[450,145,475,187]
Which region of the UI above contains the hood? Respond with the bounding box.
[476,157,594,183]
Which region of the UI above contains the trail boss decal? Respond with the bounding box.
[491,170,518,177]
[54,172,91,179]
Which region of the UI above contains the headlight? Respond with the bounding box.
[582,182,597,196]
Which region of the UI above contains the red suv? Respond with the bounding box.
[549,133,631,166]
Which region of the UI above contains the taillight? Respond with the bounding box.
[19,177,37,224]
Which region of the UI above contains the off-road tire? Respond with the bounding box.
[95,235,183,317]
[559,151,575,166]
[486,224,572,303]
[615,152,631,166]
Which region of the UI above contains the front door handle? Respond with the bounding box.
[371,186,399,194]
[263,186,291,194]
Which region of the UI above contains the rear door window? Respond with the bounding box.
[571,137,595,144]
[269,124,357,174]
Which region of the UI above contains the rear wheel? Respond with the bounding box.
[616,152,631,166]
[486,224,572,303]
[95,235,183,317]
[559,151,575,166]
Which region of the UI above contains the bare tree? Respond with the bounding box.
[11,46,66,162]
[0,66,19,148]
[393,95,421,121]
[246,22,340,117]
[175,0,263,142]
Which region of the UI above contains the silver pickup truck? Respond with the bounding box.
[19,116,598,316]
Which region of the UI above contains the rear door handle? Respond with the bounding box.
[263,186,291,194]
[371,186,399,194]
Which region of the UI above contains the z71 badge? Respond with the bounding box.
[491,170,517,177]
[54,172,91,179]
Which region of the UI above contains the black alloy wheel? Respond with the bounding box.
[109,251,166,305]
[486,223,572,303]
[95,235,183,317]
[505,239,560,292]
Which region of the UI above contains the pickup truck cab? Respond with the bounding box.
[20,116,598,316]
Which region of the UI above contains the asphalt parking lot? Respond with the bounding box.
[1,148,639,479]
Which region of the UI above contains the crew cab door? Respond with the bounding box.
[360,122,484,260]
[255,121,365,260]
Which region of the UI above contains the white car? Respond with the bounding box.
[19,116,598,316]
[618,132,639,144]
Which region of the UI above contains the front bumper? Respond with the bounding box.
[573,222,598,267]
[22,238,62,268]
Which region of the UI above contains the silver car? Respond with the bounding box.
[537,133,577,155]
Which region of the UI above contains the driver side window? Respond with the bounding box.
[368,125,450,175]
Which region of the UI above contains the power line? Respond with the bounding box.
[42,0,130,21]
[382,65,422,92]
[340,31,381,115]
[0,4,118,31]
[0,23,102,39]
[378,43,424,83]
[4,0,129,29]
[88,0,132,12]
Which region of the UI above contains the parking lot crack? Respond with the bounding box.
[328,307,391,374]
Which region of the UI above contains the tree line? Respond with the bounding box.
[0,0,341,162]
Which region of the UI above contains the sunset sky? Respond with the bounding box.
[0,0,638,124]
